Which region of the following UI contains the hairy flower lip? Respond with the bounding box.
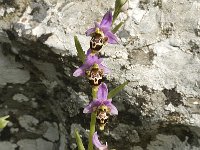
[83,83,118,115]
[92,132,108,150]
[85,11,118,44]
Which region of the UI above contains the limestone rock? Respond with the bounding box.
[17,138,54,150]
[12,93,29,102]
[147,134,199,150]
[110,123,140,143]
[18,115,39,132]
[0,142,17,150]
[43,122,59,142]
[0,48,30,86]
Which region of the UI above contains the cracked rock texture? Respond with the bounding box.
[0,0,200,150]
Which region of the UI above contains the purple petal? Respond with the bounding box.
[86,22,101,36]
[92,132,108,150]
[100,26,110,35]
[99,64,110,75]
[95,22,101,29]
[74,52,105,77]
[102,99,111,105]
[73,54,99,77]
[83,100,101,113]
[73,65,88,77]
[85,54,99,66]
[107,103,118,115]
[87,49,100,59]
[96,58,103,64]
[97,83,108,100]
[86,27,96,36]
[105,31,118,44]
[86,49,92,56]
[100,11,112,30]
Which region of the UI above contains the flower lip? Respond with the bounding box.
[92,132,108,150]
[86,63,104,86]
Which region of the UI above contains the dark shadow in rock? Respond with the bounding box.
[158,124,200,147]
[0,126,11,141]
[163,88,183,107]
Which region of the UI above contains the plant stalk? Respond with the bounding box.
[88,86,98,150]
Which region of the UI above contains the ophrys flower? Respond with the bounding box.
[86,11,118,53]
[73,50,109,86]
[83,83,118,130]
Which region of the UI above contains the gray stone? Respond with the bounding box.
[30,2,48,22]
[17,139,37,150]
[18,115,39,132]
[0,48,30,86]
[31,101,38,108]
[43,122,59,142]
[130,146,143,150]
[17,138,54,150]
[12,93,29,102]
[6,7,15,14]
[164,103,176,112]
[32,60,59,82]
[59,131,67,150]
[147,134,199,150]
[64,87,89,117]
[110,123,140,143]
[0,8,5,17]
[10,128,19,134]
[36,138,54,150]
[0,142,17,150]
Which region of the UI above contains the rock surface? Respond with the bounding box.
[0,0,200,149]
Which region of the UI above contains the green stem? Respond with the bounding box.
[88,86,98,150]
[92,86,98,99]
[75,129,85,150]
[88,112,97,150]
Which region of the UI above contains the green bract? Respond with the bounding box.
[75,129,85,150]
[112,21,124,34]
[108,81,129,99]
[113,0,128,23]
[74,36,85,63]
[0,115,9,129]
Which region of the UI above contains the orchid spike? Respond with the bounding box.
[86,10,118,44]
[92,132,108,150]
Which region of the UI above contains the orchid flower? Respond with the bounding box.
[93,132,108,150]
[73,49,109,77]
[86,11,118,44]
[83,83,118,129]
[83,83,118,115]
